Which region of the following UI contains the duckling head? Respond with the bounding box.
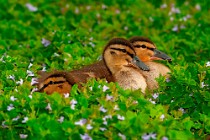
[37,71,72,95]
[129,36,172,62]
[103,38,149,74]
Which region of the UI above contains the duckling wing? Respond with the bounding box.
[71,60,112,82]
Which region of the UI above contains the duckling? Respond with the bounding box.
[36,38,150,94]
[102,37,149,92]
[36,71,73,95]
[36,70,97,95]
[129,36,171,90]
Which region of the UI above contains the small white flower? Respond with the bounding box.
[117,115,125,121]
[102,4,107,9]
[67,34,71,37]
[86,5,91,10]
[115,9,120,14]
[8,75,15,81]
[52,52,60,57]
[28,63,33,69]
[170,17,174,21]
[19,134,28,139]
[142,133,157,140]
[103,115,112,121]
[118,133,126,140]
[149,17,154,22]
[103,121,107,125]
[89,87,93,91]
[150,133,157,139]
[162,136,168,140]
[27,70,34,77]
[41,38,51,47]
[75,7,79,14]
[171,99,174,103]
[195,4,201,10]
[142,133,150,140]
[25,3,38,12]
[22,117,28,123]
[45,103,52,111]
[80,133,92,140]
[114,105,120,110]
[103,85,109,92]
[149,99,156,104]
[28,94,33,99]
[133,100,138,105]
[31,78,38,85]
[89,42,95,47]
[106,94,113,101]
[58,116,64,123]
[2,121,8,128]
[171,6,180,14]
[86,124,93,130]
[64,93,69,98]
[152,93,159,99]
[172,25,178,32]
[89,37,93,41]
[206,61,210,67]
[16,79,23,85]
[124,26,128,31]
[100,127,107,131]
[12,116,20,121]
[160,3,167,9]
[75,119,87,126]
[10,96,17,101]
[70,99,77,110]
[178,108,185,113]
[160,114,165,121]
[42,65,46,71]
[99,106,107,113]
[7,104,15,111]
[96,13,101,18]
[31,87,38,93]
[201,82,208,88]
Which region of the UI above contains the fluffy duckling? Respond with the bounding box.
[129,36,171,90]
[36,71,73,95]
[102,37,149,92]
[36,70,99,95]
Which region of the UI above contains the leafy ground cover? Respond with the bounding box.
[0,0,210,139]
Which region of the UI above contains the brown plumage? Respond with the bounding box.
[36,70,95,95]
[36,38,149,94]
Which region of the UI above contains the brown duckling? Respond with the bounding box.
[36,71,73,95]
[102,37,149,92]
[129,36,171,90]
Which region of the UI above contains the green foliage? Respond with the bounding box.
[0,0,210,139]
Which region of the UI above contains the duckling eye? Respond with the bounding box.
[121,49,126,53]
[141,45,146,48]
[148,48,155,51]
[110,51,116,55]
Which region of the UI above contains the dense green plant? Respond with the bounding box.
[0,0,209,139]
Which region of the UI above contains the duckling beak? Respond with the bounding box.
[132,56,150,71]
[151,49,172,62]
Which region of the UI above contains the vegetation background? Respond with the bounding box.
[0,0,209,139]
